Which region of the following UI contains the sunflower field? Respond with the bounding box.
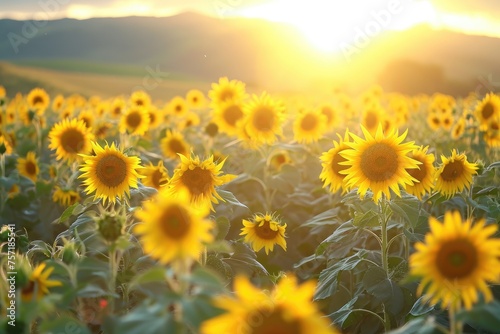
[0,82,500,334]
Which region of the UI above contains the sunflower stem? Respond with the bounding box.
[379,197,391,277]
[108,247,118,313]
[448,304,463,334]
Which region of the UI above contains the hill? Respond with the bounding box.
[1,12,500,96]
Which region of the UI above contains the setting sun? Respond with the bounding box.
[238,0,438,53]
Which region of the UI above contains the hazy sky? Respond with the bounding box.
[1,0,499,39]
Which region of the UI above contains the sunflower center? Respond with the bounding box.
[219,89,234,101]
[149,112,156,124]
[441,160,464,182]
[95,154,127,187]
[300,114,318,131]
[127,112,142,128]
[32,96,44,105]
[61,128,85,153]
[332,150,348,178]
[25,161,37,175]
[360,143,398,182]
[21,280,36,296]
[407,158,426,182]
[192,97,198,103]
[436,239,478,279]
[482,102,494,119]
[159,205,191,239]
[432,117,440,126]
[136,99,144,106]
[491,121,499,131]
[321,107,333,123]
[248,307,301,334]
[223,105,244,126]
[113,107,122,115]
[252,108,274,131]
[168,139,186,154]
[365,111,378,129]
[175,105,182,113]
[254,220,279,240]
[151,169,164,188]
[180,167,213,196]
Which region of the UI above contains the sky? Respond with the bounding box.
[1,0,500,52]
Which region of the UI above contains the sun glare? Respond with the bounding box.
[238,0,438,53]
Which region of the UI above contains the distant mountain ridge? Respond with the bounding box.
[1,12,500,95]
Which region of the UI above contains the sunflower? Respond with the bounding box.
[0,85,5,98]
[167,154,236,210]
[119,106,150,135]
[52,186,81,207]
[441,113,453,131]
[21,262,62,301]
[427,113,441,131]
[130,90,151,108]
[8,184,20,199]
[434,150,477,198]
[52,94,65,112]
[268,150,291,171]
[17,151,39,183]
[134,188,214,265]
[339,125,420,202]
[57,106,73,121]
[167,96,188,117]
[48,118,94,162]
[475,93,500,130]
[240,212,286,254]
[243,93,285,146]
[186,89,206,109]
[410,211,500,310]
[212,99,245,136]
[361,104,385,135]
[208,77,247,106]
[319,130,352,194]
[483,116,500,148]
[319,104,338,129]
[94,122,112,139]
[451,117,466,140]
[78,109,95,129]
[140,160,169,189]
[293,109,327,143]
[200,275,339,334]
[404,146,435,200]
[0,135,13,155]
[147,107,164,130]
[26,88,50,114]
[178,111,200,131]
[110,97,126,118]
[161,130,190,159]
[79,141,142,204]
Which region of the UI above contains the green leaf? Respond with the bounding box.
[315,250,367,300]
[57,203,81,224]
[362,266,404,314]
[217,189,248,209]
[456,301,500,332]
[39,316,91,334]
[386,317,441,334]
[103,301,180,334]
[301,207,340,228]
[485,161,500,172]
[353,210,380,228]
[186,267,225,293]
[215,216,230,240]
[388,195,422,226]
[182,295,224,331]
[129,267,167,290]
[410,296,435,316]
[223,242,268,276]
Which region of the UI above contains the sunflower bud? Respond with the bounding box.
[475,159,485,175]
[95,212,125,243]
[61,240,80,264]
